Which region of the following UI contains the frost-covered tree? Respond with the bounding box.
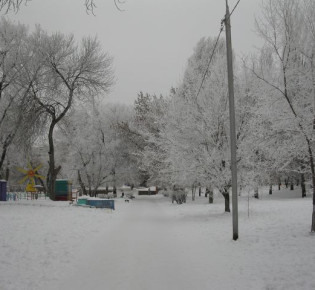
[134,92,169,186]
[162,37,239,210]
[115,92,168,187]
[253,0,315,231]
[59,102,136,196]
[236,56,280,197]
[22,27,114,199]
[0,19,45,178]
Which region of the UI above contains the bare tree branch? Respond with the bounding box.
[0,0,29,13]
[0,0,126,14]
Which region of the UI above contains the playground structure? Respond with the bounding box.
[3,183,75,201]
[55,179,72,201]
[17,162,46,199]
[0,184,46,201]
[1,163,75,201]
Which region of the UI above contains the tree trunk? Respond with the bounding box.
[285,178,289,188]
[290,182,294,190]
[224,193,230,212]
[209,189,213,204]
[221,189,230,212]
[78,170,87,196]
[306,140,315,232]
[48,121,57,200]
[206,187,213,204]
[0,139,9,173]
[254,187,259,199]
[191,184,195,201]
[301,173,306,198]
[5,160,9,181]
[278,178,281,190]
[269,184,272,195]
[199,186,201,197]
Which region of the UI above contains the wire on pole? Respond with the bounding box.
[229,0,241,18]
[195,0,241,100]
[195,22,224,99]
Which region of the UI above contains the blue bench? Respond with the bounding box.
[86,199,115,210]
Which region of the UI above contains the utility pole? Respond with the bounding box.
[224,0,238,241]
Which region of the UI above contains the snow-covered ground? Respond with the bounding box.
[1,187,314,290]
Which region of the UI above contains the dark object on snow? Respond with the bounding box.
[55,179,72,201]
[0,180,7,201]
[254,188,259,199]
[171,191,186,204]
[301,174,306,198]
[205,187,214,203]
[113,186,117,198]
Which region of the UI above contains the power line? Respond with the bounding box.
[195,0,241,99]
[230,0,241,18]
[195,22,224,99]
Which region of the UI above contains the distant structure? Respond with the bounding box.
[138,186,158,195]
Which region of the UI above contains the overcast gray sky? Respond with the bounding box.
[3,0,263,104]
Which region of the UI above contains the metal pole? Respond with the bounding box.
[225,0,238,241]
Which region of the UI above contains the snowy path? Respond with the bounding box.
[2,189,315,290]
[58,196,213,290]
